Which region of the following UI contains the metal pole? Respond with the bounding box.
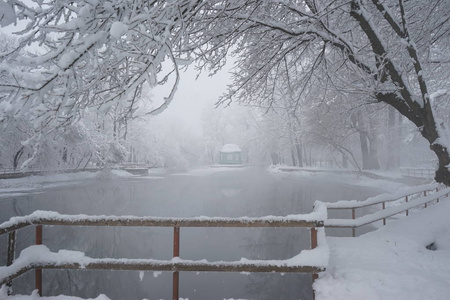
[382,202,386,226]
[173,227,180,300]
[36,225,43,296]
[311,227,318,300]
[352,208,356,237]
[6,231,16,294]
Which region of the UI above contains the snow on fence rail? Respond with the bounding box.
[0,206,328,299]
[326,183,439,209]
[0,210,325,235]
[323,183,449,237]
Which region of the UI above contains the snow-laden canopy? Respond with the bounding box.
[220,144,242,153]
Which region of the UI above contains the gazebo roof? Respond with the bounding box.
[220,144,242,153]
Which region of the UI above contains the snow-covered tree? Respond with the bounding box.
[2,0,450,184]
[186,0,450,183]
[0,0,200,157]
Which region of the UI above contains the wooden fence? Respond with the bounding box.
[324,183,449,236]
[0,211,326,300]
[400,167,435,179]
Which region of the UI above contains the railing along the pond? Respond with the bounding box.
[0,207,327,300]
[400,167,435,179]
[324,183,449,236]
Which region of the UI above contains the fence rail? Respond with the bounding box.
[0,212,324,235]
[323,184,448,236]
[0,251,324,287]
[400,167,435,179]
[0,210,326,300]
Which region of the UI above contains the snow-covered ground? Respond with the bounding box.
[0,289,110,300]
[269,166,450,300]
[267,165,408,193]
[0,170,135,199]
[315,194,450,300]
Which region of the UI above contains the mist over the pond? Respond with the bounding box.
[0,167,382,300]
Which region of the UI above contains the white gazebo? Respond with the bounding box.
[219,144,243,165]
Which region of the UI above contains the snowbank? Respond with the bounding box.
[0,170,134,197]
[315,195,450,300]
[0,286,110,300]
[268,165,411,193]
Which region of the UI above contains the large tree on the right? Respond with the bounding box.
[188,0,450,184]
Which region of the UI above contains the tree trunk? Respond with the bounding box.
[368,135,380,170]
[359,132,370,169]
[342,153,348,168]
[62,147,68,164]
[295,136,303,167]
[379,92,450,184]
[270,152,280,165]
[290,148,296,166]
[396,112,402,167]
[13,146,24,171]
[367,116,380,170]
[303,145,309,167]
[386,106,397,169]
[423,116,450,186]
[350,0,450,185]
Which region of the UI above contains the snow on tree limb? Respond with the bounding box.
[0,0,202,132]
[1,0,450,182]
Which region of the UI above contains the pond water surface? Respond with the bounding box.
[0,167,382,300]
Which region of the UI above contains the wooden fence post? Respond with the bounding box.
[423,191,427,209]
[311,227,318,300]
[35,225,42,296]
[173,227,180,300]
[311,228,317,249]
[405,196,409,216]
[6,231,16,294]
[436,184,440,203]
[352,208,356,237]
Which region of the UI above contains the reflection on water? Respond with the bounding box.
[0,167,381,300]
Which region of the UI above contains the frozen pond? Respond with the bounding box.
[0,167,382,300]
